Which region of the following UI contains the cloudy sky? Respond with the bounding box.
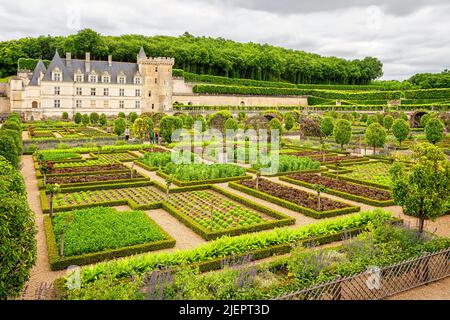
[1,0,449,80]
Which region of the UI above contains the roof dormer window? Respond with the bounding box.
[89,74,98,83]
[75,74,83,82]
[134,76,141,84]
[118,76,126,84]
[102,74,111,83]
[52,68,62,81]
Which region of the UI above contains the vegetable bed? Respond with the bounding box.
[280,173,394,206]
[231,179,359,218]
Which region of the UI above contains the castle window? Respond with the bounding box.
[240,101,245,106]
[53,72,61,82]
[54,86,60,95]
[54,99,61,108]
[102,75,110,83]
[118,76,126,84]
[135,89,141,97]
[135,101,140,109]
[76,87,82,95]
[91,88,96,96]
[89,75,97,83]
[134,77,141,84]
[148,91,151,97]
[91,100,96,108]
[76,100,82,108]
[151,103,154,109]
[155,78,158,84]
[119,101,124,109]
[75,74,83,82]
[155,67,158,72]
[32,101,38,109]
[119,88,125,97]
[104,88,109,96]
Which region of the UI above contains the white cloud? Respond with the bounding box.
[0,0,449,80]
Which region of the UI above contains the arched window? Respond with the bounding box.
[32,101,38,108]
[240,101,245,106]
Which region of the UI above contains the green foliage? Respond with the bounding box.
[425,118,444,144]
[224,118,239,131]
[333,119,352,150]
[0,135,19,167]
[118,112,126,119]
[114,118,126,136]
[0,156,36,299]
[365,123,387,152]
[52,207,166,257]
[159,116,183,143]
[128,112,138,124]
[360,113,368,122]
[390,143,450,232]
[252,155,321,173]
[1,120,21,132]
[141,152,172,167]
[99,114,107,126]
[74,113,82,124]
[164,163,246,181]
[17,58,50,71]
[320,116,334,137]
[81,114,90,126]
[62,112,69,120]
[269,118,283,132]
[420,113,430,128]
[392,119,410,146]
[89,112,99,125]
[409,70,450,88]
[284,113,294,131]
[383,115,394,131]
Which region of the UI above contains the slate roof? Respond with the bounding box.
[29,59,47,85]
[36,51,140,84]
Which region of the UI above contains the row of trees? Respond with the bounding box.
[0,113,36,299]
[0,29,383,84]
[408,69,450,89]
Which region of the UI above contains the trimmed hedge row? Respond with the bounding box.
[181,71,386,91]
[44,214,176,270]
[228,181,360,219]
[193,85,402,100]
[279,175,394,207]
[404,88,450,99]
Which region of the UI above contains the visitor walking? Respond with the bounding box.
[124,127,130,141]
[150,130,155,144]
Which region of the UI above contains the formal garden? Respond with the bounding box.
[1,82,450,301]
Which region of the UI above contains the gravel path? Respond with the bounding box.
[20,156,65,300]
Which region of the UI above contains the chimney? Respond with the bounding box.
[66,52,71,67]
[108,55,112,67]
[85,52,90,73]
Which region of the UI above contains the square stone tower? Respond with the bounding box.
[137,47,174,113]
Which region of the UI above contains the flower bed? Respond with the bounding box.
[163,189,294,239]
[61,210,394,298]
[332,161,393,189]
[44,207,175,270]
[44,184,166,213]
[231,179,359,218]
[41,171,149,189]
[280,173,394,206]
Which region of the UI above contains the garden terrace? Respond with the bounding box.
[158,163,250,186]
[44,163,129,175]
[43,184,166,213]
[325,161,395,189]
[62,210,395,298]
[44,207,175,269]
[40,171,149,189]
[230,179,360,218]
[279,173,394,206]
[163,189,294,240]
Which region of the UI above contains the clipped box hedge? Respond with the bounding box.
[228,181,360,219]
[44,214,176,270]
[156,170,252,186]
[279,175,394,207]
[321,172,391,190]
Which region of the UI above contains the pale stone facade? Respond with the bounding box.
[6,48,307,120]
[9,47,174,120]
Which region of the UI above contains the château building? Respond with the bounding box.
[1,47,308,120]
[8,47,174,120]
